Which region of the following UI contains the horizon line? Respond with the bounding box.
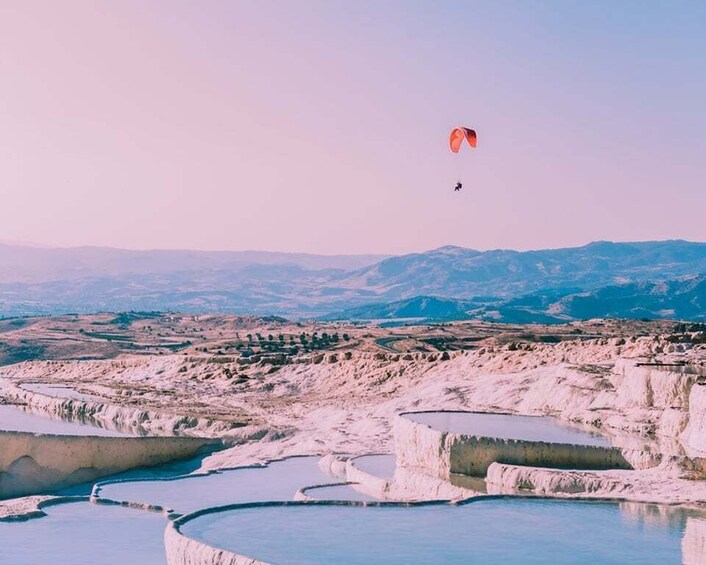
[0,238,703,257]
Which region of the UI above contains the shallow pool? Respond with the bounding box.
[404,411,610,447]
[96,456,335,514]
[0,457,340,563]
[57,450,219,496]
[352,454,396,479]
[0,501,167,565]
[302,484,380,502]
[181,499,697,564]
[19,383,103,402]
[0,404,133,437]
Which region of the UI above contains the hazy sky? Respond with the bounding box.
[1,1,704,254]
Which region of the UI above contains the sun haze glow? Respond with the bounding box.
[1,1,704,254]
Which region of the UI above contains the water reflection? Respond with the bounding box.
[1,453,704,564]
[619,502,706,565]
[180,498,706,565]
[0,404,135,437]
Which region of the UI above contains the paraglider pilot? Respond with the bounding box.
[449,127,475,193]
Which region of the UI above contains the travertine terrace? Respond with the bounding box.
[2,315,706,561]
[1,316,704,485]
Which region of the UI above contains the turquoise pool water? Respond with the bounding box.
[96,456,334,513]
[0,404,133,437]
[57,450,218,496]
[352,454,396,478]
[405,412,610,447]
[1,456,333,564]
[0,501,166,565]
[181,499,695,564]
[302,484,379,502]
[3,455,701,564]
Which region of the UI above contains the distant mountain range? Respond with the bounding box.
[334,240,706,299]
[1,240,705,322]
[327,275,706,324]
[323,296,480,322]
[0,244,388,282]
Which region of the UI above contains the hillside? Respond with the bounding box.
[326,275,706,324]
[543,275,706,322]
[1,240,705,319]
[336,241,706,300]
[322,296,483,322]
[0,244,388,283]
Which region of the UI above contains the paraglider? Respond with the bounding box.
[449,126,476,192]
[449,127,477,153]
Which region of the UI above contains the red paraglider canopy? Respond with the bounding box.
[449,127,477,153]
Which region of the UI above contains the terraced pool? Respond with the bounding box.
[404,411,610,447]
[0,404,133,437]
[95,456,333,514]
[0,501,166,565]
[180,499,696,564]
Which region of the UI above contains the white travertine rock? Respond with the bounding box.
[660,408,690,439]
[394,413,634,483]
[0,494,54,521]
[4,339,706,563]
[318,454,347,479]
[393,414,450,478]
[314,454,476,502]
[485,461,706,504]
[0,378,234,437]
[682,385,706,453]
[3,344,706,508]
[165,522,265,565]
[0,431,216,498]
[485,462,633,496]
[612,360,696,411]
[389,465,475,501]
[683,517,706,565]
[345,457,389,499]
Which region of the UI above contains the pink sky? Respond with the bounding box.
[1,1,704,254]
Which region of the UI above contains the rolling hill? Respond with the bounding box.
[324,275,706,324]
[1,240,705,321]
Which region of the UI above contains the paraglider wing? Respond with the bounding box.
[449,127,477,153]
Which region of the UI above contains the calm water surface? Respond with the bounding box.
[182,499,694,564]
[0,404,133,437]
[97,456,334,513]
[303,484,379,502]
[352,454,396,478]
[0,501,166,565]
[1,457,333,564]
[405,412,610,447]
